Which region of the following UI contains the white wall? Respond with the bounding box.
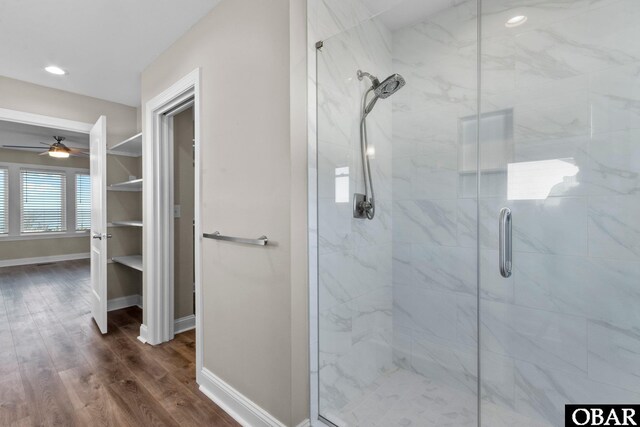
[141,1,308,425]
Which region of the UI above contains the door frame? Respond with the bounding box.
[142,68,202,376]
[0,108,93,134]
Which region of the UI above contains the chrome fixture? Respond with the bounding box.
[353,70,405,220]
[92,233,112,240]
[203,231,268,246]
[499,207,512,278]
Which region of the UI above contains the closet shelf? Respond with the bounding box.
[108,178,142,191]
[109,220,143,228]
[108,132,142,157]
[112,255,143,272]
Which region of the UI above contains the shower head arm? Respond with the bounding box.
[357,70,380,87]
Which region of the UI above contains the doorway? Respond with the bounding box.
[143,68,203,382]
[173,106,196,334]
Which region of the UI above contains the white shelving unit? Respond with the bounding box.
[108,132,142,157]
[112,255,143,272]
[108,132,144,273]
[108,178,142,191]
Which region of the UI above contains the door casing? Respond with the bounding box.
[142,68,203,382]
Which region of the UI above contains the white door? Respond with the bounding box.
[90,116,108,333]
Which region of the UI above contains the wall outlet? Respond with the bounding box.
[174,205,181,218]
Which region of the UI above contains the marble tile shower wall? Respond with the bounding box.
[316,17,395,418]
[477,0,640,425]
[315,0,640,424]
[390,0,479,399]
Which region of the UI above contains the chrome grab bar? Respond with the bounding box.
[203,231,268,246]
[499,207,512,278]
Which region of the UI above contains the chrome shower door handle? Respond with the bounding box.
[499,207,512,278]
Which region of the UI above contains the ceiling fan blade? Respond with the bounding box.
[2,145,47,150]
[70,152,89,157]
[67,147,88,153]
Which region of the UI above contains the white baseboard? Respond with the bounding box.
[107,294,142,312]
[199,367,286,427]
[137,324,148,344]
[295,420,311,427]
[174,314,196,334]
[0,252,90,268]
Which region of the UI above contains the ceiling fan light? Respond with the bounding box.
[49,147,70,158]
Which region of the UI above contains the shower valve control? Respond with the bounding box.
[353,193,372,219]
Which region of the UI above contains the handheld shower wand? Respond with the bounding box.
[353,69,405,220]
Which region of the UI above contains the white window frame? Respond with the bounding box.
[0,166,8,235]
[75,172,91,231]
[0,161,90,241]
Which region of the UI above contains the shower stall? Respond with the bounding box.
[309,0,640,425]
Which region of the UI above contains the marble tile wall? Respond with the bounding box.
[478,0,640,425]
[390,0,479,398]
[313,0,640,425]
[316,15,395,424]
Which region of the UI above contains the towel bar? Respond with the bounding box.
[203,231,268,246]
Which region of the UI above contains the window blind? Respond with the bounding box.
[0,168,7,234]
[75,174,91,231]
[20,170,67,233]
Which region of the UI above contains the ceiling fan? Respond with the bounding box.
[2,136,89,158]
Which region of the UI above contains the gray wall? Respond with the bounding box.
[141,0,308,425]
[173,107,195,320]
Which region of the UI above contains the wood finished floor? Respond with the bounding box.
[0,259,239,427]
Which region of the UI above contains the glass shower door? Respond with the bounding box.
[478,0,640,425]
[316,1,479,426]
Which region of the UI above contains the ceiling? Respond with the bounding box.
[0,120,89,151]
[0,0,221,107]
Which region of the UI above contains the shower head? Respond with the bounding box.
[358,70,406,115]
[374,74,405,99]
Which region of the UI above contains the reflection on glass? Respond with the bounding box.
[507,158,578,200]
[366,146,375,158]
[335,166,349,203]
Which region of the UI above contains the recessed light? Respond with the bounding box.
[505,15,527,28]
[45,66,66,75]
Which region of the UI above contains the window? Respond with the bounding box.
[20,169,67,233]
[0,168,7,234]
[75,174,91,231]
[0,164,88,239]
